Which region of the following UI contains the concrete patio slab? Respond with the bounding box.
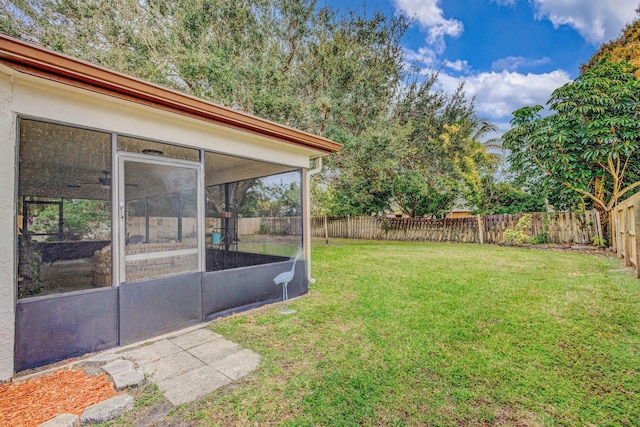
[156,365,231,405]
[119,339,182,365]
[213,349,261,381]
[169,328,222,350]
[188,337,241,365]
[118,327,261,406]
[138,351,206,381]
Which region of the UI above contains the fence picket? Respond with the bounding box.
[611,193,640,278]
[311,212,598,246]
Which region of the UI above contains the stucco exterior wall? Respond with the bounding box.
[12,74,315,168]
[0,71,16,380]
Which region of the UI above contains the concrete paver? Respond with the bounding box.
[35,326,261,425]
[38,413,79,427]
[79,394,134,425]
[75,353,122,368]
[102,359,135,376]
[111,369,145,391]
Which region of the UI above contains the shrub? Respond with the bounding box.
[591,236,608,247]
[258,222,272,235]
[504,214,532,245]
[530,231,551,245]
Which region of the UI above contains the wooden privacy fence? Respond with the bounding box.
[311,211,599,245]
[256,216,302,235]
[612,193,640,278]
[127,216,301,240]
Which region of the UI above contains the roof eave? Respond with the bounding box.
[0,34,342,155]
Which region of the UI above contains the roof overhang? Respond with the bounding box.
[0,34,342,156]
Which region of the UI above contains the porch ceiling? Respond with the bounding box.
[18,120,298,201]
[18,120,112,201]
[203,152,295,188]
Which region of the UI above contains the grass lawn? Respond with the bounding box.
[236,234,301,257]
[115,239,640,426]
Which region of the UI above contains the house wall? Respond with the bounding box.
[445,211,472,219]
[10,73,313,168]
[0,65,321,380]
[0,71,16,380]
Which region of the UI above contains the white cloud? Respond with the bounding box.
[403,46,437,66]
[444,59,470,73]
[531,0,638,44]
[437,69,572,120]
[393,0,629,133]
[393,0,463,53]
[491,56,551,72]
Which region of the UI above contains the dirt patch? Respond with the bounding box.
[0,368,119,426]
[516,243,612,256]
[128,402,174,427]
[492,406,543,427]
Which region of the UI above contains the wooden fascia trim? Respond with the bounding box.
[0,34,341,154]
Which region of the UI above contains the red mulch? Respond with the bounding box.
[0,368,120,426]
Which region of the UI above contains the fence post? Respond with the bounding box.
[323,214,329,245]
[610,209,618,254]
[595,210,603,247]
[627,205,634,267]
[476,214,484,245]
[635,200,640,278]
[614,206,623,258]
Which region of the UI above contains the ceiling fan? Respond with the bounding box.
[100,171,139,187]
[98,170,113,186]
[70,171,138,188]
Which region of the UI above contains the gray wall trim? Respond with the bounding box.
[119,272,202,345]
[203,260,307,320]
[13,261,310,373]
[14,287,118,372]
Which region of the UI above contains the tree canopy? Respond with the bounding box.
[503,61,640,218]
[2,0,499,217]
[582,10,640,77]
[474,178,547,215]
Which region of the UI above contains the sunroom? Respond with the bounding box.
[0,34,340,379]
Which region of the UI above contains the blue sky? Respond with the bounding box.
[324,0,638,134]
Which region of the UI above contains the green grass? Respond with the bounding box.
[128,240,640,426]
[237,234,301,257]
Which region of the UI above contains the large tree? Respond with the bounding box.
[1,0,406,134]
[503,60,640,236]
[2,0,495,217]
[328,70,499,217]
